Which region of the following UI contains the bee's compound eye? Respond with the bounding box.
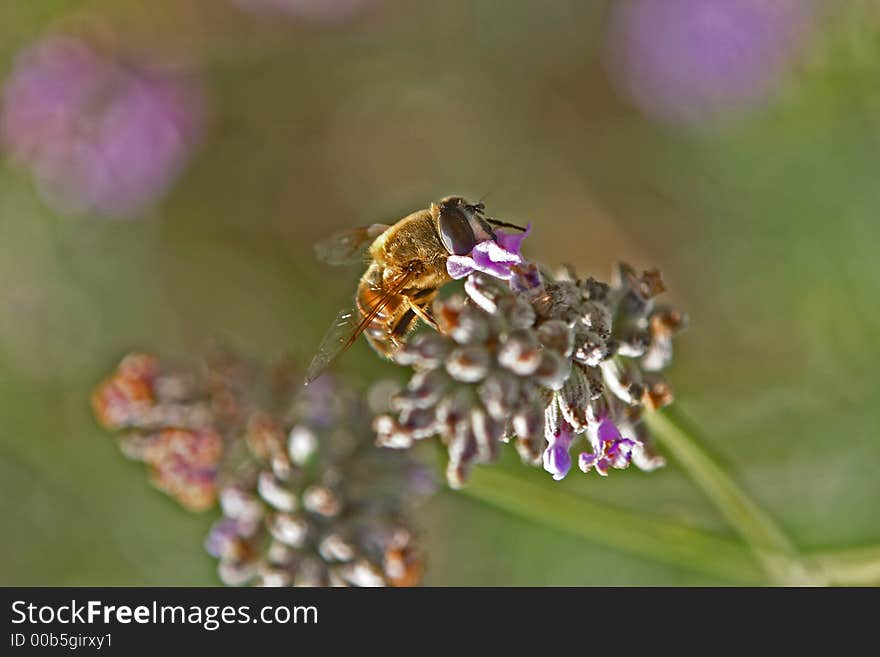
[438,206,476,256]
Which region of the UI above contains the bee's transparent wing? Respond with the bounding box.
[314,224,389,266]
[305,308,361,385]
[304,268,419,385]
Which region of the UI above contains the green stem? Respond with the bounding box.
[808,545,880,586]
[455,418,880,585]
[645,406,822,585]
[463,467,766,585]
[463,467,880,586]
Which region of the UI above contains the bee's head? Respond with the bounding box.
[432,196,494,256]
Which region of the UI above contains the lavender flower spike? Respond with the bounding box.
[94,352,431,587]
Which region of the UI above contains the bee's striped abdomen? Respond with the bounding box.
[356,263,409,358]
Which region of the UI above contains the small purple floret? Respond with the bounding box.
[205,518,243,558]
[579,452,609,477]
[597,418,622,444]
[544,429,572,481]
[579,417,639,476]
[543,427,573,481]
[509,262,544,295]
[446,224,532,282]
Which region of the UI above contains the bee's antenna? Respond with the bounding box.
[485,217,528,232]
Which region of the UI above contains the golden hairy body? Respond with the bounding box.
[358,208,452,357]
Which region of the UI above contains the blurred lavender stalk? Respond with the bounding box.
[1,36,204,218]
[93,352,431,587]
[606,0,815,128]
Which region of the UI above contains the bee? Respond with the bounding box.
[305,196,524,384]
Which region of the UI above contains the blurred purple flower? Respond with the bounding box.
[205,517,249,559]
[1,37,204,218]
[232,0,377,24]
[447,224,532,281]
[606,0,813,127]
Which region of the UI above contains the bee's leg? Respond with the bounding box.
[400,287,440,333]
[408,298,440,332]
[391,308,418,338]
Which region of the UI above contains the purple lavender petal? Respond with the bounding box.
[509,262,544,295]
[597,418,622,444]
[470,249,516,280]
[472,239,522,265]
[580,446,615,476]
[607,438,638,469]
[448,222,532,284]
[543,429,573,481]
[446,255,476,279]
[205,518,243,558]
[543,442,572,481]
[493,223,532,256]
[578,452,596,474]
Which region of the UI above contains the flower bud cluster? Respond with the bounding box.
[375,261,685,487]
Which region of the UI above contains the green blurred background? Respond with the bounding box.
[1,0,879,585]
